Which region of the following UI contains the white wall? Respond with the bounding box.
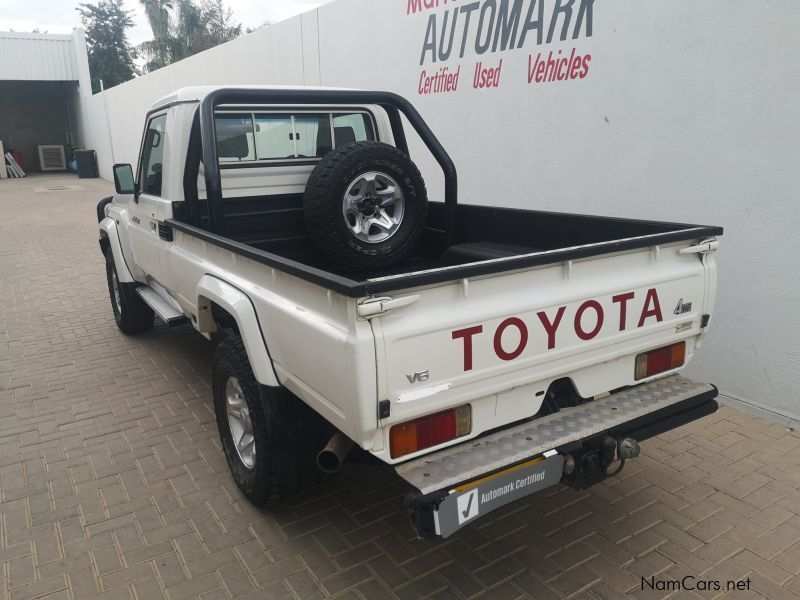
[82,0,800,420]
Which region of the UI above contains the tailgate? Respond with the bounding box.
[370,241,714,459]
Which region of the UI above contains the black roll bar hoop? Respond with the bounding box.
[198,88,457,242]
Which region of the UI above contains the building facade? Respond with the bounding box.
[0,30,92,171]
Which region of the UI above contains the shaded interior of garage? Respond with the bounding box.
[0,80,79,172]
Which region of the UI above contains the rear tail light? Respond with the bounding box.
[635,342,686,380]
[390,405,471,459]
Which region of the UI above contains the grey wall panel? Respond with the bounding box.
[0,32,79,82]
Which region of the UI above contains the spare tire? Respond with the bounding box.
[303,141,428,269]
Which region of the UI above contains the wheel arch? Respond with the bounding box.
[99,217,135,283]
[196,275,279,387]
[97,196,114,223]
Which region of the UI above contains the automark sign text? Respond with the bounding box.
[408,0,595,93]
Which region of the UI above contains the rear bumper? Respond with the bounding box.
[398,374,718,539]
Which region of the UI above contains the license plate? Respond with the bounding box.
[434,452,564,538]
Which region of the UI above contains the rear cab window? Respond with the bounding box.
[216,115,255,162]
[254,115,294,159]
[214,110,376,165]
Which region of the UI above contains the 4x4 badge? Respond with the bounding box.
[673,298,693,315]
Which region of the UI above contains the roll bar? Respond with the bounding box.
[198,88,458,242]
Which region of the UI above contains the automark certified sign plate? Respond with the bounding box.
[435,453,564,538]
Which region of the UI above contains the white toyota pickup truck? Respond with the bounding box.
[98,86,723,539]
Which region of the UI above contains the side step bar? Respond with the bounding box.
[135,285,189,327]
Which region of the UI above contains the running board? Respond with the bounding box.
[135,286,188,327]
[396,374,718,495]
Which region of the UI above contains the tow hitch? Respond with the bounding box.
[562,436,641,489]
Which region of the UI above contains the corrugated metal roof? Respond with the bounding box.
[0,31,79,81]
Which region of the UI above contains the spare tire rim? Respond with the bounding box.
[225,376,256,469]
[343,171,405,244]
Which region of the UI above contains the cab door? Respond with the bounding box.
[129,113,168,282]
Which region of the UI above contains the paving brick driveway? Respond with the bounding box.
[1,174,800,600]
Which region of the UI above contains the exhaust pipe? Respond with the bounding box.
[316,431,353,474]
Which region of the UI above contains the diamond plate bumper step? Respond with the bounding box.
[396,374,718,496]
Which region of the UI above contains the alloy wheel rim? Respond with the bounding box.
[225,376,256,469]
[342,171,405,244]
[111,270,122,313]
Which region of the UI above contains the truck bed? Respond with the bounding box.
[169,199,722,297]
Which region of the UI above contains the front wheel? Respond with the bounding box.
[104,252,154,335]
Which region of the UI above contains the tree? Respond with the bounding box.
[138,0,242,72]
[170,0,209,61]
[201,0,242,46]
[138,0,173,71]
[77,0,138,93]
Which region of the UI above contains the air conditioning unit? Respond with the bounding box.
[38,145,67,171]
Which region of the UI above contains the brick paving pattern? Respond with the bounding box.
[1,174,799,599]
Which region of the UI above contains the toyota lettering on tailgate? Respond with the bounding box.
[452,288,664,371]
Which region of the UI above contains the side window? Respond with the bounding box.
[212,111,377,164]
[294,114,332,158]
[216,115,255,162]
[332,113,375,147]
[254,115,294,159]
[140,114,167,197]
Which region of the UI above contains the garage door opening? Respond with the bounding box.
[0,81,80,174]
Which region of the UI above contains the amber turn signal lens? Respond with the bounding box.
[390,405,471,459]
[635,342,686,380]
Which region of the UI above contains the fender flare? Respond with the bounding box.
[99,217,135,283]
[97,196,113,223]
[196,275,279,387]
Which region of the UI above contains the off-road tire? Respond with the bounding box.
[104,252,154,335]
[303,141,428,269]
[212,336,328,506]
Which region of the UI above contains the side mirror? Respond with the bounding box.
[113,163,137,196]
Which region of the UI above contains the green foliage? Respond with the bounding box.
[139,0,243,72]
[200,0,243,47]
[77,0,138,93]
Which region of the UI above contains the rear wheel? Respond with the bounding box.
[212,335,328,505]
[104,252,154,335]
